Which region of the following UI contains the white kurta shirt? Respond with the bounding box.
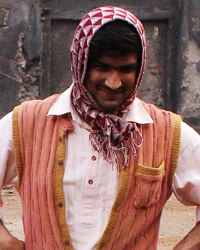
[1,85,200,250]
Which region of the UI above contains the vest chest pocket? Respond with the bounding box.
[133,161,165,209]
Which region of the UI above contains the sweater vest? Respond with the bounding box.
[12,95,181,250]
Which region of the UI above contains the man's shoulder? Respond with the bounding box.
[21,94,60,107]
[16,94,60,114]
[138,98,175,116]
[137,98,181,130]
[12,94,61,125]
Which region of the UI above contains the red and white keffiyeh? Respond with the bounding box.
[71,6,147,170]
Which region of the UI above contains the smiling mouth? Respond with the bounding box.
[98,85,124,95]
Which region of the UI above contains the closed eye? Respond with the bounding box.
[93,62,138,73]
[120,64,138,73]
[94,62,111,71]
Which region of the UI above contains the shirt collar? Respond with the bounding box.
[47,84,153,125]
[124,98,153,124]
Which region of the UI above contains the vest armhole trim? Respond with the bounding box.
[12,105,23,190]
[169,114,181,189]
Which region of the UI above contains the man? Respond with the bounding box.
[0,6,200,250]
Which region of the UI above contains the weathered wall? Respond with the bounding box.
[0,0,200,133]
[177,0,200,132]
[0,0,40,117]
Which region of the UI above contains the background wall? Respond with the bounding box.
[0,0,200,132]
[177,0,200,132]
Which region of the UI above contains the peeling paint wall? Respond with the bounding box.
[137,21,168,109]
[178,0,200,132]
[180,41,200,114]
[0,0,40,117]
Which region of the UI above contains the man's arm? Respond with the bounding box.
[0,219,25,250]
[0,112,24,249]
[173,222,200,250]
[172,122,200,249]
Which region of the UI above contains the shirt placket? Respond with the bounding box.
[81,149,98,224]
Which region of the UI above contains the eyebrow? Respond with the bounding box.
[95,61,138,70]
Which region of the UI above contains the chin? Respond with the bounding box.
[99,104,120,113]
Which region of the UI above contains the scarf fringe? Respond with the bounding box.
[90,127,143,171]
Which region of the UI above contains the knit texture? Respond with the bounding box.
[96,101,181,250]
[12,97,181,250]
[13,95,74,250]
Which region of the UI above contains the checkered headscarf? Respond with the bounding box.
[71,6,146,170]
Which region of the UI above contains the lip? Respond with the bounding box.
[98,86,123,95]
[99,88,122,98]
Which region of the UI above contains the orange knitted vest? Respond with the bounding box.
[12,95,181,250]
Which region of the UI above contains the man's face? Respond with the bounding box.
[84,53,139,112]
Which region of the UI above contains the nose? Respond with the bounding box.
[105,70,122,90]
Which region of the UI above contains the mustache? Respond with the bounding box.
[97,84,125,94]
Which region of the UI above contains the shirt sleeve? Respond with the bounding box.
[0,112,18,219]
[172,121,200,222]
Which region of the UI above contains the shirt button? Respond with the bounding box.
[58,159,63,165]
[91,156,96,161]
[64,239,70,245]
[58,202,63,207]
[88,180,93,185]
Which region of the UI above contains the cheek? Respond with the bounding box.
[90,71,104,83]
[86,71,102,86]
[124,73,137,87]
[122,75,137,97]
